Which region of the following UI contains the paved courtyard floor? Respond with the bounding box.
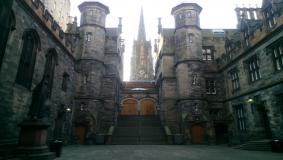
[56,145,283,160]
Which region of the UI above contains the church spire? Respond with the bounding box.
[137,7,146,41]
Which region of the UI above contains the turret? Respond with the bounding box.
[172,3,203,61]
[78,2,109,61]
[171,3,202,29]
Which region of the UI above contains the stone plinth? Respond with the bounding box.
[14,119,55,160]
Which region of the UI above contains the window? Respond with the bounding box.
[43,48,58,95]
[229,69,240,92]
[271,43,283,71]
[85,32,92,42]
[264,7,276,28]
[246,56,261,83]
[234,104,246,131]
[206,79,216,94]
[202,47,214,60]
[187,33,194,43]
[244,30,250,47]
[15,29,41,89]
[62,73,69,92]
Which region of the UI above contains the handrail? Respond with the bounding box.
[163,125,173,144]
[105,125,115,144]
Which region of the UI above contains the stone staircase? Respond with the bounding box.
[112,115,166,145]
[234,139,271,151]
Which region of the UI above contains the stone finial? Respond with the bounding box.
[118,17,122,34]
[158,18,162,34]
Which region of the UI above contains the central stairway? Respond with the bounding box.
[112,115,166,145]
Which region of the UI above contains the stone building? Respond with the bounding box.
[41,0,71,31]
[0,0,123,153]
[0,0,283,156]
[130,8,154,81]
[155,0,283,144]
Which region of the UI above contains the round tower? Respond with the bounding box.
[78,1,109,61]
[172,2,212,143]
[171,3,202,60]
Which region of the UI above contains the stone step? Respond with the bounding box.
[235,139,272,151]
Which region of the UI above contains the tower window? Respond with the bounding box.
[205,79,216,95]
[187,33,194,44]
[245,55,261,83]
[85,32,92,42]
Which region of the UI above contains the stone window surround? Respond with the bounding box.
[263,6,277,28]
[244,55,261,83]
[205,79,216,95]
[62,72,70,92]
[270,41,283,71]
[229,68,240,92]
[202,46,214,61]
[233,104,247,131]
[85,32,92,42]
[15,29,41,90]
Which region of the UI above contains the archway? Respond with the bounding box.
[140,98,156,115]
[121,99,138,115]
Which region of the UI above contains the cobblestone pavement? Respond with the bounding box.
[56,145,283,160]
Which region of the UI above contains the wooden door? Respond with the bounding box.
[121,99,138,115]
[140,99,156,115]
[74,126,86,144]
[191,125,204,144]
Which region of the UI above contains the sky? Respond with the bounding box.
[70,0,262,81]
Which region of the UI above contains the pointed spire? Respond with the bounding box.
[137,7,146,41]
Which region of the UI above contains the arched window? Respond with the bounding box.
[43,48,58,96]
[15,29,41,89]
[0,2,15,69]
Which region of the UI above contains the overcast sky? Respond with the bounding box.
[70,0,262,81]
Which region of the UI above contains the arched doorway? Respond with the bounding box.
[121,99,138,115]
[140,99,156,115]
[191,124,204,144]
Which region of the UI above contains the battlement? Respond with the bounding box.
[20,0,75,55]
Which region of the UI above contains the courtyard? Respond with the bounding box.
[56,145,283,160]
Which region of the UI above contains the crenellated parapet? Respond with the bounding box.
[18,0,76,56]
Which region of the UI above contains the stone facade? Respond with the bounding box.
[0,0,123,148]
[130,8,154,81]
[41,0,71,31]
[155,0,283,144]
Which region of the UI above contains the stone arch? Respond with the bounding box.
[120,98,138,115]
[140,98,157,115]
[73,110,97,144]
[15,29,41,89]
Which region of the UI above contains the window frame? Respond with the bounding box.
[229,68,240,92]
[202,46,214,61]
[234,104,247,132]
[206,79,216,95]
[245,55,261,83]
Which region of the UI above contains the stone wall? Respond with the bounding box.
[0,0,76,144]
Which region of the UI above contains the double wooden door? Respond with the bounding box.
[121,99,156,116]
